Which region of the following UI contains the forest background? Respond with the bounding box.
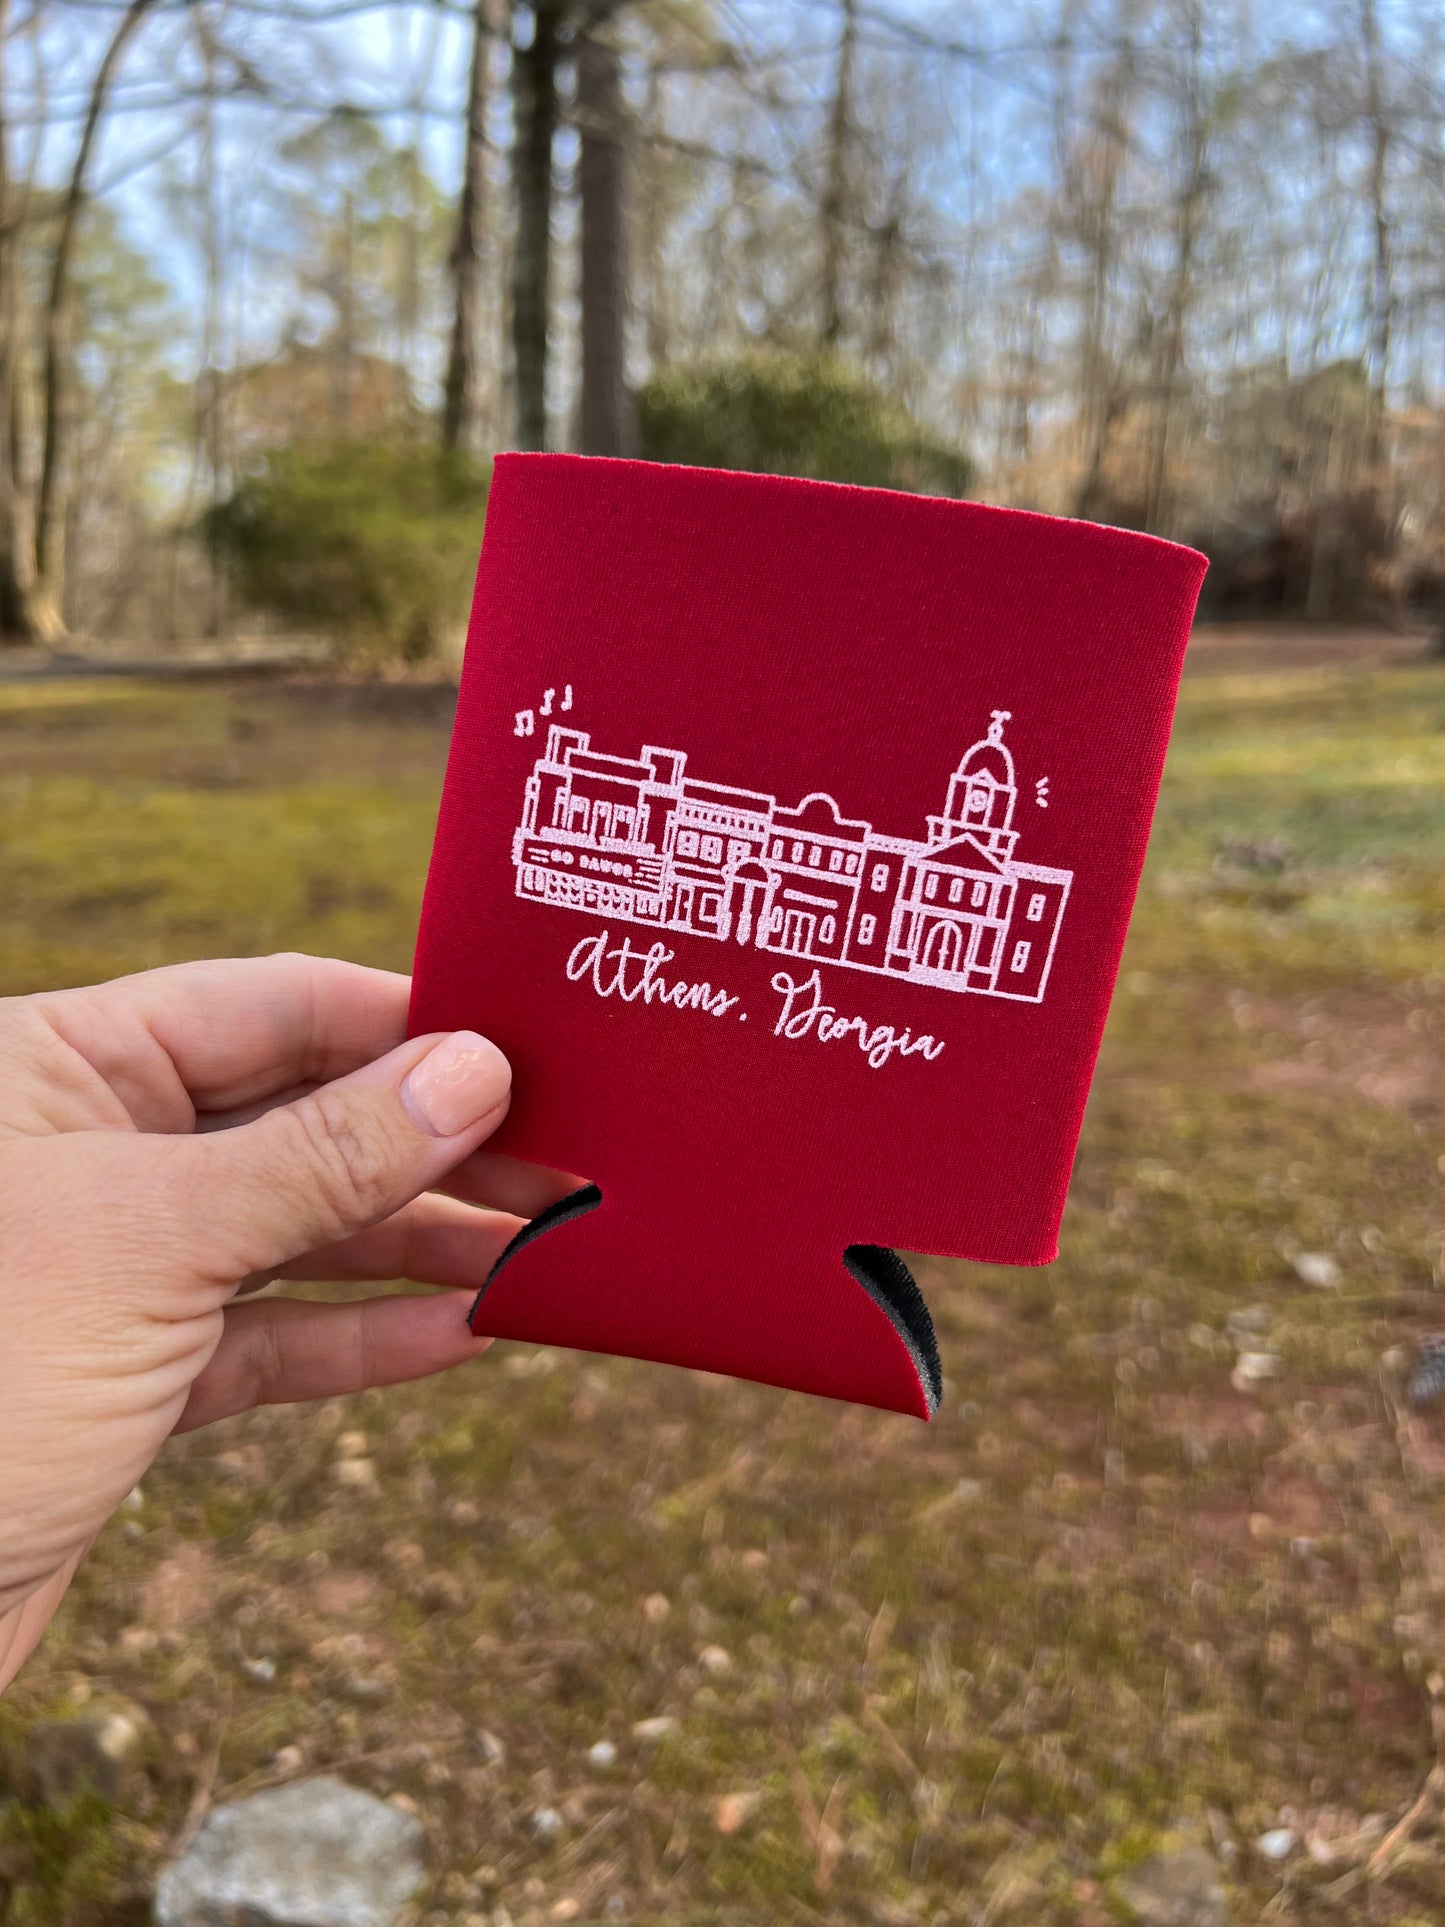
[0,0,1440,660]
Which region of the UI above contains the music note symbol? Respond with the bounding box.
[540,688,555,717]
[514,709,535,738]
[561,684,573,711]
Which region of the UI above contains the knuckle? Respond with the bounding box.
[347,1305,377,1397]
[247,1309,289,1410]
[289,1090,404,1232]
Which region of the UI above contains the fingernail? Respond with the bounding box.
[401,1031,512,1138]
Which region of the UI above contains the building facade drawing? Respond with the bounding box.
[511,711,1072,1002]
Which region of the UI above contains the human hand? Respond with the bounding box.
[0,954,563,1691]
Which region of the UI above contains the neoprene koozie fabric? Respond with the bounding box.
[410,454,1208,1419]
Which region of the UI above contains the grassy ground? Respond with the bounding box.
[0,628,1442,1925]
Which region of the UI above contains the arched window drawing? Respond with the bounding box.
[923,921,963,973]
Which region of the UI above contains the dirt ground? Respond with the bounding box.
[0,623,1442,1924]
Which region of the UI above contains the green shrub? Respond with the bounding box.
[206,440,490,660]
[636,352,973,498]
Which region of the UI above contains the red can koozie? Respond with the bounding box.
[411,454,1207,1417]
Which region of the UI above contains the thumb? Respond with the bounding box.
[188,1030,512,1278]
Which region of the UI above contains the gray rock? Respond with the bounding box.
[1408,1335,1445,1410]
[530,1806,564,1841]
[1291,1252,1341,1290]
[1231,1351,1281,1391]
[154,1777,425,1927]
[1118,1846,1227,1927]
[1256,1826,1296,1861]
[29,1705,142,1806]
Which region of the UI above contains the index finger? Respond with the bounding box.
[37,953,412,1125]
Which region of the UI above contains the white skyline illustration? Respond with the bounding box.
[511,711,1072,1002]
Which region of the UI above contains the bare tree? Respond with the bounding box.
[1143,0,1213,532]
[0,0,40,643]
[33,0,161,639]
[577,7,631,456]
[186,6,228,636]
[511,0,564,451]
[1359,0,1393,472]
[819,0,857,348]
[443,0,498,453]
[1052,4,1143,521]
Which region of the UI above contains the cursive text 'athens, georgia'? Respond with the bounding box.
[566,931,740,1017]
[771,969,945,1070]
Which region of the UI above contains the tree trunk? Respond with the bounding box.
[34,0,159,638]
[577,12,631,456]
[819,0,856,348]
[511,0,563,452]
[0,0,54,644]
[195,13,226,637]
[637,61,670,368]
[1360,0,1392,473]
[443,0,496,454]
[1068,26,1138,522]
[0,0,26,642]
[1143,0,1207,534]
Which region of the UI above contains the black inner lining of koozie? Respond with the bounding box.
[470,1184,940,1415]
[842,1245,942,1415]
